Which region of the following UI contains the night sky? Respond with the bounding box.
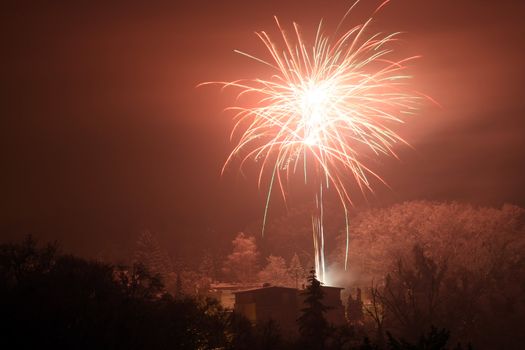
[1,0,524,261]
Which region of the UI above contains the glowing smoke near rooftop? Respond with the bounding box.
[202,0,426,283]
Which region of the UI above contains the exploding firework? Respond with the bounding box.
[202,0,425,283]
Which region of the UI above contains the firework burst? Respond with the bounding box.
[202,0,424,282]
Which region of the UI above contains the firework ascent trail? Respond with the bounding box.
[201,0,426,283]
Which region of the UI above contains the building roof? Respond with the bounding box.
[233,285,298,294]
[209,282,261,291]
[233,285,344,294]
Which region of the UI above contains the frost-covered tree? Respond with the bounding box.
[258,255,290,287]
[331,201,525,287]
[329,201,525,349]
[288,253,306,289]
[222,232,259,282]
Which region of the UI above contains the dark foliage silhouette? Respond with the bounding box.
[0,236,229,349]
[298,269,330,349]
[0,236,481,350]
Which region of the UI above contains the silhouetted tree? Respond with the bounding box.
[387,326,452,350]
[116,262,164,301]
[134,230,173,279]
[0,237,235,349]
[333,202,525,349]
[347,287,365,326]
[298,269,329,349]
[226,312,256,350]
[257,319,283,350]
[364,284,386,348]
[327,324,360,350]
[378,245,447,342]
[0,235,57,286]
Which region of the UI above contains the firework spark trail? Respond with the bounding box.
[201,1,424,282]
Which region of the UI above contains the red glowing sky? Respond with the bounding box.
[1,0,524,258]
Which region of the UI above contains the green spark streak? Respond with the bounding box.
[261,163,278,237]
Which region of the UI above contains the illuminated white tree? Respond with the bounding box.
[258,255,290,286]
[288,253,306,289]
[222,232,259,282]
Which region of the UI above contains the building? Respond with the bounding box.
[207,282,262,309]
[234,285,345,336]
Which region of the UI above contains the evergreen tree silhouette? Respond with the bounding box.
[134,230,173,280]
[297,268,329,349]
